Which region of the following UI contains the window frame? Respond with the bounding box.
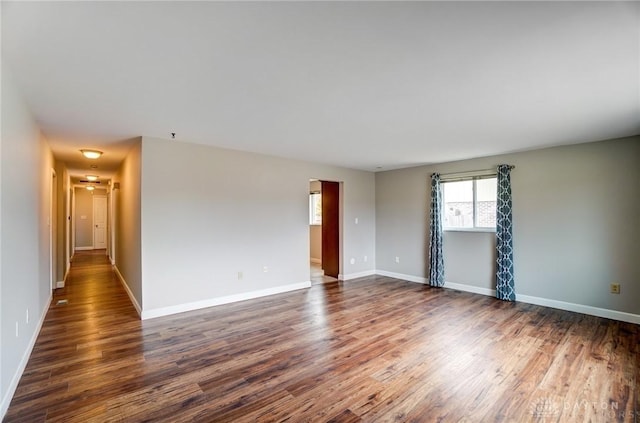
[309,191,322,226]
[442,176,497,233]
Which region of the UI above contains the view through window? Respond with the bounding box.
[443,177,497,230]
[309,192,322,225]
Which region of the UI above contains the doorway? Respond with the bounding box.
[67,187,73,269]
[50,169,57,291]
[73,187,108,253]
[309,179,340,284]
[93,195,107,250]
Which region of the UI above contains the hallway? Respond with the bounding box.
[5,250,141,421]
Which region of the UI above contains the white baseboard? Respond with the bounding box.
[141,281,312,320]
[376,271,495,297]
[56,266,71,289]
[74,246,93,251]
[310,258,321,264]
[376,270,428,284]
[113,265,142,317]
[517,294,640,325]
[341,270,377,281]
[1,292,52,420]
[445,281,496,297]
[375,270,640,325]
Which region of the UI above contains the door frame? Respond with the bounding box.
[66,186,72,269]
[71,185,108,252]
[108,184,116,264]
[92,193,108,250]
[50,168,57,291]
[321,180,340,279]
[308,178,343,280]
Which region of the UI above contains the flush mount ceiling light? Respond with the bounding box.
[85,175,99,181]
[86,186,95,191]
[80,149,103,159]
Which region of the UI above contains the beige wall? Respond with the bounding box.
[54,162,69,283]
[74,187,93,248]
[1,65,55,415]
[50,170,57,289]
[376,136,640,315]
[309,226,322,263]
[140,137,376,316]
[113,139,142,311]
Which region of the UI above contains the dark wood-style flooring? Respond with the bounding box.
[5,250,639,422]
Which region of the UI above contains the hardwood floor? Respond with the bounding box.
[5,250,639,422]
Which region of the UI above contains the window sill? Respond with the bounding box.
[444,227,496,233]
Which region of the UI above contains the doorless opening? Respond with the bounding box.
[308,179,342,283]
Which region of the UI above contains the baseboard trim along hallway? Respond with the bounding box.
[0,292,51,419]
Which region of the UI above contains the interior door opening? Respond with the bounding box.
[50,169,57,291]
[309,179,340,284]
[93,194,107,250]
[73,186,108,253]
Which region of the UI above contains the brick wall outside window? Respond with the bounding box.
[444,201,495,227]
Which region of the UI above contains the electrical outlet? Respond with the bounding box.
[15,322,19,338]
[263,266,268,273]
[395,256,400,263]
[610,283,620,294]
[364,255,368,262]
[26,309,29,324]
[237,271,243,280]
[350,258,355,265]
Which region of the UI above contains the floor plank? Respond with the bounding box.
[4,250,639,422]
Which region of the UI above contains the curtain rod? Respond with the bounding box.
[434,165,515,180]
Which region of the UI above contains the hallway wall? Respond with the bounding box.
[74,187,94,249]
[0,65,55,416]
[54,162,70,285]
[113,139,143,312]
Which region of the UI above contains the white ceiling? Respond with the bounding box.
[2,1,639,177]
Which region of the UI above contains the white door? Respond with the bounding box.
[93,195,107,249]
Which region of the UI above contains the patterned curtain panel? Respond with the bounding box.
[496,164,515,301]
[429,173,445,287]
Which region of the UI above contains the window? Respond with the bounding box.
[443,177,496,230]
[309,192,322,225]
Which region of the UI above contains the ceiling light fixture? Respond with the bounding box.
[86,186,95,191]
[85,175,99,181]
[80,149,103,159]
